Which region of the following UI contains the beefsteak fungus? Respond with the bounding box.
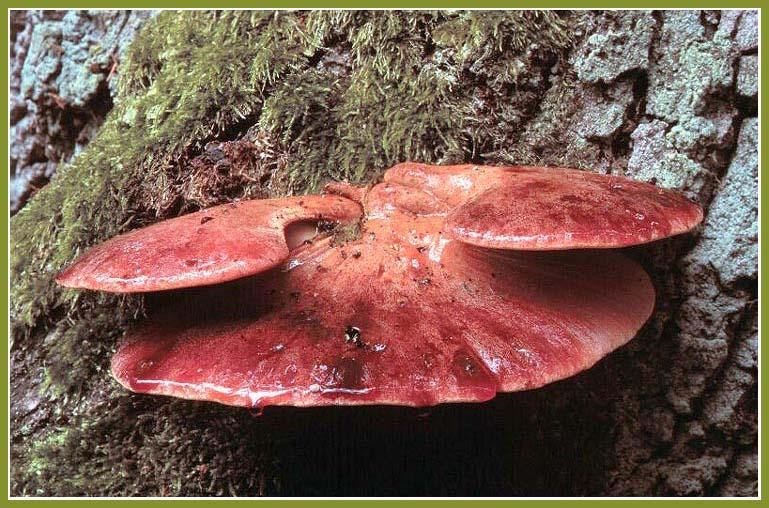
[57,163,703,407]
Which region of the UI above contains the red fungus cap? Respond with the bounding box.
[56,195,362,292]
[111,209,655,407]
[58,163,703,408]
[385,162,703,250]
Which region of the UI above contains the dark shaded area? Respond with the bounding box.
[89,358,622,497]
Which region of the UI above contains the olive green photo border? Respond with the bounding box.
[2,1,764,504]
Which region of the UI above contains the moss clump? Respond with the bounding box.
[330,221,363,247]
[262,11,573,187]
[11,10,576,496]
[13,386,284,496]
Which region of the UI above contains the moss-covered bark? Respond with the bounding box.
[10,10,757,496]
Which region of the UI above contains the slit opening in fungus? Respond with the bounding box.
[284,220,324,250]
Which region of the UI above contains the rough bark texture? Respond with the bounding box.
[9,9,154,214]
[10,10,758,497]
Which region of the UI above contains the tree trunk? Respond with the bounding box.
[10,9,757,496]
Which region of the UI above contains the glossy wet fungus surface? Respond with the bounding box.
[57,163,703,408]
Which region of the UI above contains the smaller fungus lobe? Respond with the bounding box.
[56,195,362,292]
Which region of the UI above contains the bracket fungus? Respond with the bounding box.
[57,163,703,408]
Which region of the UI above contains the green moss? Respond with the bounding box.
[11,10,577,496]
[261,11,574,189]
[331,221,363,247]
